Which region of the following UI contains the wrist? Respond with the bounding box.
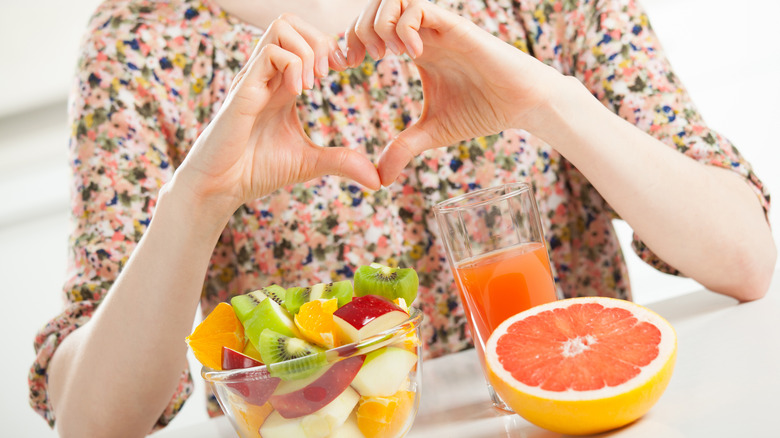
[519,74,600,155]
[156,174,235,243]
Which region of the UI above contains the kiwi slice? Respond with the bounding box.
[285,281,354,314]
[311,280,354,307]
[262,284,287,307]
[244,299,299,350]
[230,285,287,323]
[284,286,312,314]
[354,263,419,304]
[259,329,326,381]
[230,290,269,323]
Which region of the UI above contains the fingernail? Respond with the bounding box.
[334,49,347,69]
[346,47,357,67]
[366,44,380,60]
[386,41,401,55]
[318,56,329,76]
[296,77,303,95]
[404,43,417,59]
[307,69,315,88]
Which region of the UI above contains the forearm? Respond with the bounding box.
[529,76,775,301]
[48,181,230,437]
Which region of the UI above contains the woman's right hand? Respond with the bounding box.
[172,14,380,226]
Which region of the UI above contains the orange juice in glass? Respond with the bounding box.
[433,182,558,412]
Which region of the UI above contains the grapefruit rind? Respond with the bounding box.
[485,297,677,435]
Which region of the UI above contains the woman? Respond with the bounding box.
[30,0,774,435]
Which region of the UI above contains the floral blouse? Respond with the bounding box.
[29,0,770,430]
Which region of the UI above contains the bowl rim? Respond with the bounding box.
[201,307,424,383]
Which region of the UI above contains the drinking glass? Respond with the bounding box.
[433,182,558,412]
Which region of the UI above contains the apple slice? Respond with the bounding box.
[332,295,409,344]
[260,387,360,438]
[351,347,418,397]
[269,355,365,418]
[224,373,280,407]
[222,346,263,370]
[220,351,281,406]
[326,412,362,438]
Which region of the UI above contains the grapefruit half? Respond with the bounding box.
[485,297,677,435]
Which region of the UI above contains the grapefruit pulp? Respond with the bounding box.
[485,297,677,435]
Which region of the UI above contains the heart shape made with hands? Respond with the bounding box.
[296,56,518,189]
[235,0,552,191]
[290,55,512,189]
[293,0,546,187]
[179,0,556,225]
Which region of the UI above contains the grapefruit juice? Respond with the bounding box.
[453,242,557,367]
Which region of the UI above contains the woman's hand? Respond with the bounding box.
[174,14,380,225]
[345,0,565,185]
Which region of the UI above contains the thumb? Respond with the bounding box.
[311,146,381,191]
[376,122,438,186]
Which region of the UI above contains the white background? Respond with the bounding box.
[1,0,778,436]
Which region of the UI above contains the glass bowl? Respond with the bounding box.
[202,308,424,438]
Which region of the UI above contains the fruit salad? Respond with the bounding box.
[186,263,423,438]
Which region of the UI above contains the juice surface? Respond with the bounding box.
[453,242,557,359]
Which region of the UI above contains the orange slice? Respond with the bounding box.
[234,402,274,438]
[186,302,245,370]
[392,298,409,313]
[356,390,415,438]
[389,298,418,353]
[294,298,340,349]
[395,329,420,355]
[486,297,677,435]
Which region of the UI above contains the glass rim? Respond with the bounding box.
[201,307,424,383]
[432,182,532,213]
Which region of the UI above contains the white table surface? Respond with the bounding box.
[158,274,780,438]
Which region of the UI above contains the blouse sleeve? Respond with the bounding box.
[563,0,770,274]
[28,6,194,430]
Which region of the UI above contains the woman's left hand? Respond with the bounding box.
[344,0,565,185]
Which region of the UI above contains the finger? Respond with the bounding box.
[263,45,304,95]
[396,0,452,58]
[376,123,437,186]
[228,66,248,95]
[229,44,303,115]
[274,13,345,76]
[352,0,386,61]
[344,15,366,67]
[265,18,316,89]
[328,39,349,72]
[374,0,406,56]
[309,146,381,191]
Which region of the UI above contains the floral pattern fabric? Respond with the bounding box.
[29,0,770,430]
